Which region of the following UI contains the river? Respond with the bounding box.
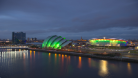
[0,49,138,78]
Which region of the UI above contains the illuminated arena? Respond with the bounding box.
[89,38,128,46]
[42,35,72,49]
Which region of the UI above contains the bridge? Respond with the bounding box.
[0,46,28,48]
[0,46,29,51]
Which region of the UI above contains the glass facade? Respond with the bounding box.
[12,32,26,44]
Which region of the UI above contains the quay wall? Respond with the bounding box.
[28,48,138,63]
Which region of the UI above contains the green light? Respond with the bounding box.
[59,46,61,49]
[50,36,61,48]
[54,43,60,49]
[89,39,127,46]
[42,35,71,49]
[42,36,55,48]
[46,36,57,48]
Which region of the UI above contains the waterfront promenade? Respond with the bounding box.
[28,48,138,63]
[0,46,28,48]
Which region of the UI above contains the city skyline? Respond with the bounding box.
[0,0,138,39]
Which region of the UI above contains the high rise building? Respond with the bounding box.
[30,38,37,41]
[12,32,26,44]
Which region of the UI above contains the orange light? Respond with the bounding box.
[34,51,35,58]
[55,53,57,64]
[127,63,131,74]
[23,53,25,60]
[65,55,67,58]
[55,53,57,57]
[49,53,51,56]
[59,54,61,57]
[88,58,91,68]
[62,54,64,57]
[78,56,81,69]
[30,51,32,59]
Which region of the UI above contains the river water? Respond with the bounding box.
[0,49,138,78]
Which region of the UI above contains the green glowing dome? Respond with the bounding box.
[42,35,72,49]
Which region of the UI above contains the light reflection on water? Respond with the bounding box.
[88,58,91,68]
[0,49,28,67]
[127,63,132,74]
[78,56,81,69]
[33,51,35,58]
[0,49,138,78]
[55,53,57,64]
[98,60,109,77]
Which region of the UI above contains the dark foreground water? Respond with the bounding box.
[0,49,138,78]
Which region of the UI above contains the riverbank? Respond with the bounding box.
[28,48,138,63]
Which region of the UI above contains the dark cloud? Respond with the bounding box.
[0,0,138,39]
[52,15,138,33]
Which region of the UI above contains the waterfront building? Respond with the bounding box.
[77,37,87,41]
[89,38,128,46]
[12,32,26,44]
[73,37,88,47]
[0,39,12,45]
[42,35,72,49]
[27,38,30,41]
[30,38,37,41]
[135,46,138,50]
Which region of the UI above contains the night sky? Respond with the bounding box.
[0,0,138,40]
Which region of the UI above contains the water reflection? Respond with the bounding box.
[49,53,51,63]
[49,53,51,56]
[58,54,61,63]
[88,58,91,68]
[68,56,70,64]
[78,56,81,69]
[62,54,64,65]
[33,51,35,59]
[23,52,26,70]
[55,53,57,57]
[0,49,137,78]
[30,50,32,59]
[54,53,57,67]
[99,60,109,77]
[23,53,25,60]
[0,50,28,65]
[65,55,67,58]
[127,63,132,74]
[59,54,61,57]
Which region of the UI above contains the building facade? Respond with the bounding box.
[70,37,88,47]
[42,35,72,49]
[12,32,26,44]
[89,38,128,46]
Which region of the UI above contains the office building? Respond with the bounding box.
[30,38,37,41]
[12,32,26,44]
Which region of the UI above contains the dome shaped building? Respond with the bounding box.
[42,35,72,49]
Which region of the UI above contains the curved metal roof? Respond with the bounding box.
[42,35,72,49]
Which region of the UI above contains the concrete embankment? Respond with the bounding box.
[28,48,138,63]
